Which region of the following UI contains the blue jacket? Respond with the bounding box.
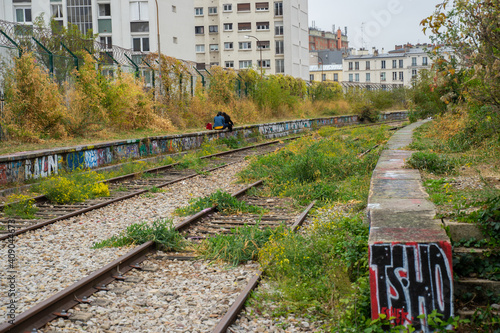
[213,115,226,129]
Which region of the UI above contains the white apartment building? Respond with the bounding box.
[0,0,196,62]
[193,0,309,80]
[342,48,432,89]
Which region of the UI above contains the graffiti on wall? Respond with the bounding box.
[24,155,60,180]
[114,144,139,160]
[369,242,453,332]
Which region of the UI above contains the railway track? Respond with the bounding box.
[0,138,292,240]
[0,181,314,332]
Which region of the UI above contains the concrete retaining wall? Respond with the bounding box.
[0,111,407,184]
[367,120,453,332]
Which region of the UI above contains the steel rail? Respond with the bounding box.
[0,181,264,332]
[212,200,316,333]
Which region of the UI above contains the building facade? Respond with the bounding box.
[309,26,348,51]
[309,64,342,83]
[0,0,196,62]
[193,0,309,80]
[342,47,432,89]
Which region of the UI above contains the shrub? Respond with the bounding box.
[35,171,110,204]
[92,219,186,251]
[3,194,38,219]
[405,151,456,174]
[2,53,67,142]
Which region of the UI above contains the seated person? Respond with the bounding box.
[222,112,234,132]
[213,112,227,130]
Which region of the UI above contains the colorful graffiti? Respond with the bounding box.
[24,155,60,180]
[369,242,453,332]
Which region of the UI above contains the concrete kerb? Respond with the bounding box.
[367,119,453,332]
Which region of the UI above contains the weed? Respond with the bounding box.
[175,190,267,216]
[114,185,128,192]
[196,222,281,265]
[406,151,456,175]
[92,219,186,251]
[218,136,241,149]
[175,152,207,172]
[149,186,165,193]
[34,170,110,204]
[3,194,38,219]
[140,193,154,199]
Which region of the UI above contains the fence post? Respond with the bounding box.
[142,59,155,88]
[193,66,205,87]
[0,90,4,141]
[60,42,79,70]
[0,28,22,57]
[32,37,54,76]
[124,53,139,78]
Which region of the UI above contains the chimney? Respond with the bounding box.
[344,26,347,35]
[374,49,379,56]
[381,48,385,54]
[332,24,335,32]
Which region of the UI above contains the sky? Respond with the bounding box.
[308,0,440,52]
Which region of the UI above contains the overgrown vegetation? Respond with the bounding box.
[92,219,186,251]
[405,151,456,174]
[33,170,110,204]
[3,194,38,219]
[175,190,267,216]
[196,222,281,266]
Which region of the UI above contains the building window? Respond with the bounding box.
[348,62,353,70]
[412,69,417,79]
[334,73,338,81]
[195,26,204,34]
[310,74,314,81]
[223,4,232,12]
[399,59,403,68]
[348,74,353,82]
[322,73,326,81]
[354,62,359,70]
[392,60,397,68]
[195,44,205,53]
[210,44,219,51]
[239,60,252,69]
[130,1,149,21]
[366,73,371,82]
[224,23,233,31]
[274,2,283,16]
[366,61,370,70]
[100,36,112,49]
[238,23,251,31]
[132,36,149,52]
[195,7,203,16]
[237,3,251,12]
[380,72,386,81]
[276,59,284,73]
[208,7,217,15]
[51,4,63,19]
[399,71,404,81]
[275,40,284,54]
[98,3,111,17]
[225,61,234,68]
[256,2,269,11]
[131,21,149,33]
[381,60,386,69]
[15,6,32,24]
[239,41,251,50]
[257,41,270,49]
[209,25,218,33]
[256,22,269,30]
[412,57,417,66]
[67,0,93,34]
[392,72,397,81]
[422,57,428,65]
[258,59,271,68]
[355,73,359,82]
[172,5,176,13]
[224,42,233,50]
[275,22,284,35]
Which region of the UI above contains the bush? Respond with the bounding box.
[35,171,110,204]
[405,151,456,174]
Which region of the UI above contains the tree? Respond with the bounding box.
[421,0,500,107]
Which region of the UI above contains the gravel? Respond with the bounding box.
[0,162,249,317]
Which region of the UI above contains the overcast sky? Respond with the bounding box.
[308,0,440,51]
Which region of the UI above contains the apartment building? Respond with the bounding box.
[193,0,309,80]
[309,64,342,83]
[342,47,432,89]
[0,0,196,62]
[309,26,348,51]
